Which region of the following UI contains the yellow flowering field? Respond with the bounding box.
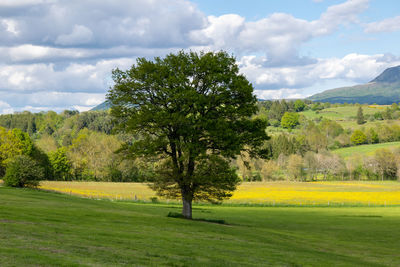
[39,181,400,206]
[229,181,400,205]
[40,181,156,201]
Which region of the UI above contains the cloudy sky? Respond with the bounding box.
[1,0,400,113]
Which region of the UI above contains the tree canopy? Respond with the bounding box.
[107,51,269,218]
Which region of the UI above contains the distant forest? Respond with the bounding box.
[1,99,400,182]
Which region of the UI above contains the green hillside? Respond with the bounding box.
[1,187,400,266]
[309,65,400,104]
[332,141,400,159]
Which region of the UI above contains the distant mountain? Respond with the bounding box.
[91,101,111,111]
[309,65,400,104]
[370,65,400,83]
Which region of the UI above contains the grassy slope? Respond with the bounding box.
[332,141,400,159]
[301,105,380,120]
[300,105,400,130]
[1,187,400,266]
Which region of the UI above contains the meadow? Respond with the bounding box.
[300,105,381,121]
[40,180,400,206]
[332,141,400,159]
[300,105,395,129]
[1,186,400,266]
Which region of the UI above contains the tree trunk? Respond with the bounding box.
[182,197,192,219]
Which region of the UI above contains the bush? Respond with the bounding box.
[3,155,44,187]
[281,112,300,129]
[350,130,367,145]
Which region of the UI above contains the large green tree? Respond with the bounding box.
[108,51,269,219]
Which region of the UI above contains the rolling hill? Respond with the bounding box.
[309,65,400,104]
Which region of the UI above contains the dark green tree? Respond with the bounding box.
[356,106,365,125]
[3,155,44,187]
[107,51,269,219]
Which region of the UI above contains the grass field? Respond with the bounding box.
[1,186,400,266]
[332,141,400,159]
[39,180,400,206]
[300,105,396,129]
[300,105,381,121]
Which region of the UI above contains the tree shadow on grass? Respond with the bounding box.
[167,212,227,225]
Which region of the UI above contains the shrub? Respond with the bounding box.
[350,130,367,145]
[3,155,44,187]
[281,112,300,129]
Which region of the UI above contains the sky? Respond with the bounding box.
[1,0,400,113]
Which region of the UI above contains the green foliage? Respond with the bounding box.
[108,51,269,218]
[0,126,34,176]
[293,99,306,112]
[356,106,365,125]
[151,156,240,203]
[287,154,304,180]
[280,112,299,129]
[3,155,44,187]
[267,100,292,122]
[49,147,71,180]
[319,119,343,138]
[350,130,367,145]
[374,149,397,180]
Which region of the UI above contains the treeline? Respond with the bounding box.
[237,148,399,182]
[0,110,155,182]
[0,110,116,138]
[2,100,400,183]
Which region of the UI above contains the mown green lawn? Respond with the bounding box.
[1,187,400,266]
[332,141,400,159]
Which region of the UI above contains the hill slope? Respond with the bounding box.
[309,65,400,104]
[91,100,111,111]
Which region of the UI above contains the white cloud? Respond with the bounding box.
[239,53,400,91]
[0,0,398,113]
[364,16,400,33]
[254,89,306,100]
[2,0,207,49]
[0,91,106,112]
[55,25,93,46]
[190,0,368,65]
[0,100,14,114]
[0,0,53,7]
[1,19,19,35]
[0,58,135,93]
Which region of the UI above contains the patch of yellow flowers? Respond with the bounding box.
[229,181,400,205]
[39,181,400,206]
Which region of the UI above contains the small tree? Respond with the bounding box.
[294,100,306,112]
[287,154,304,181]
[356,106,365,125]
[49,147,71,180]
[281,112,299,129]
[108,51,269,219]
[374,149,397,181]
[350,130,367,145]
[3,155,44,187]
